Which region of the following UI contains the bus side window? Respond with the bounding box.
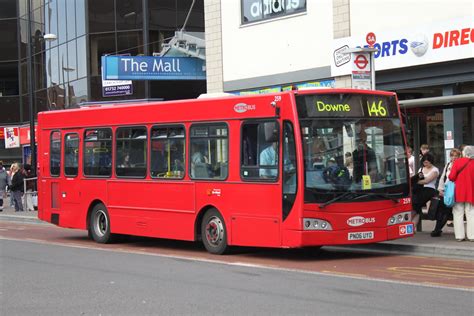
[50,131,61,177]
[115,126,147,178]
[189,124,228,180]
[84,128,112,177]
[64,133,79,177]
[241,121,279,181]
[150,126,185,179]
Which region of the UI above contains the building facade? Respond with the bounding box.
[209,0,473,168]
[0,0,206,164]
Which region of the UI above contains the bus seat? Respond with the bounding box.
[193,163,210,178]
[220,162,228,179]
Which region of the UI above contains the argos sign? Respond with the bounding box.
[331,17,473,76]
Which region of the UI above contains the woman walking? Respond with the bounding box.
[448,145,474,241]
[10,162,24,212]
[431,148,461,237]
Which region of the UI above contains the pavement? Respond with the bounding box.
[1,204,473,260]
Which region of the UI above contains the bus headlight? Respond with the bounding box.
[387,212,411,226]
[303,218,333,230]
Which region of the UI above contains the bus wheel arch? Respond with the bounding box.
[87,200,114,244]
[199,207,229,255]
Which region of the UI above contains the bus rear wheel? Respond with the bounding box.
[89,203,113,244]
[201,209,228,255]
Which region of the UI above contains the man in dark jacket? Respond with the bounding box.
[10,162,24,212]
[352,130,378,183]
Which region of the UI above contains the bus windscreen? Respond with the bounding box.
[296,93,409,204]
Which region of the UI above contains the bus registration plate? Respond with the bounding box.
[348,231,374,240]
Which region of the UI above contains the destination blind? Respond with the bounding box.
[295,94,399,118]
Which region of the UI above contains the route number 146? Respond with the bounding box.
[367,100,387,117]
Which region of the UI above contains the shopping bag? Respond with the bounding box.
[32,193,38,208]
[444,181,455,208]
[427,196,441,220]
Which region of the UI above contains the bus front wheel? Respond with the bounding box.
[89,203,113,244]
[201,208,228,255]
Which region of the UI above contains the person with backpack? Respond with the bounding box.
[323,158,351,190]
[448,145,474,242]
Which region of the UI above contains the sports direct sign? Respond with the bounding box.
[331,16,473,76]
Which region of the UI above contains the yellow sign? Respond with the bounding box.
[367,100,387,117]
[362,175,372,190]
[316,101,351,112]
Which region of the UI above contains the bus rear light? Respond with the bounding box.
[303,218,333,231]
[387,212,411,226]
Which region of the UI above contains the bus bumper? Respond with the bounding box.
[284,223,414,247]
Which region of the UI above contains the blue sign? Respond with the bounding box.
[102,56,206,80]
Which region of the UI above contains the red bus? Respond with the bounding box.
[37,89,414,254]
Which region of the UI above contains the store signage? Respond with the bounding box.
[4,127,20,149]
[242,0,306,24]
[102,56,206,80]
[331,16,473,76]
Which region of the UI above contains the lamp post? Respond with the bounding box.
[26,0,56,175]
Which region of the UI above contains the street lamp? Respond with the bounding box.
[26,0,56,175]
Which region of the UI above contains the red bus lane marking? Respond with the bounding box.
[1,221,473,290]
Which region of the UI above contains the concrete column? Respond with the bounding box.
[333,0,351,88]
[204,0,224,93]
[442,86,463,165]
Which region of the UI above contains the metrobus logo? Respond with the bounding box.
[233,103,256,113]
[347,216,375,227]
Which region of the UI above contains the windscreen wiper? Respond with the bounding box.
[352,192,403,203]
[319,191,355,208]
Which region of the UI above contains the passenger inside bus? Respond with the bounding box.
[191,143,210,178]
[259,142,278,178]
[352,130,378,183]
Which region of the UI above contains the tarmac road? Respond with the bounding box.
[1,221,473,291]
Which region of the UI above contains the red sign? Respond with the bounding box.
[366,32,376,47]
[354,54,369,70]
[19,125,38,145]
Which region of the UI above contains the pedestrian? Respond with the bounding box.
[412,153,439,228]
[344,152,353,178]
[431,148,461,237]
[22,164,35,211]
[407,146,415,177]
[9,162,25,212]
[418,144,429,168]
[7,166,14,207]
[0,161,9,211]
[448,145,474,242]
